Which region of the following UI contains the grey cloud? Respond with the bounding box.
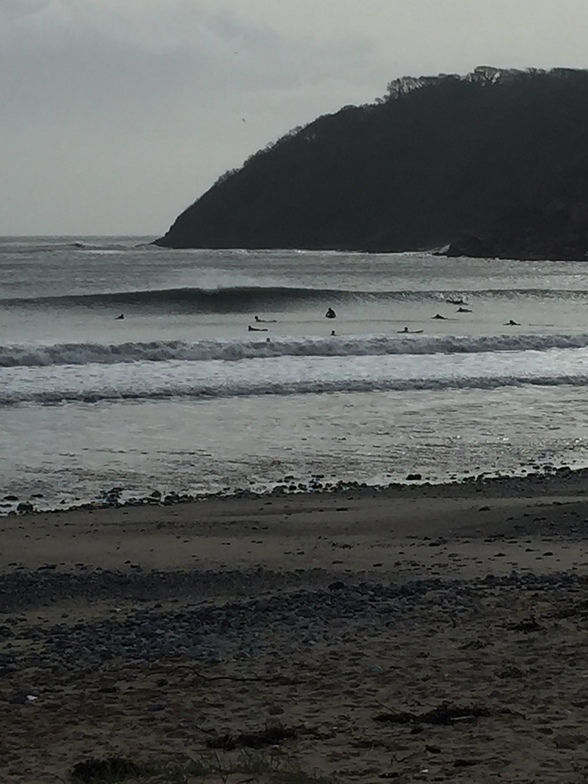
[3,0,588,234]
[0,0,49,21]
[0,2,386,233]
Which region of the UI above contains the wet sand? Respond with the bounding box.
[2,473,588,782]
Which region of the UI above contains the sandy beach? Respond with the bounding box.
[2,472,588,783]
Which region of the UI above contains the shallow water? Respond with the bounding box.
[2,237,588,509]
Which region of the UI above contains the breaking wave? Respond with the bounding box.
[4,332,588,367]
[3,285,588,311]
[1,241,138,255]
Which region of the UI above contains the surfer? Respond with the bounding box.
[398,327,424,334]
[330,329,337,336]
[457,307,472,313]
[254,315,277,323]
[248,325,268,332]
[325,307,336,319]
[432,313,447,320]
[505,319,520,326]
[115,313,124,320]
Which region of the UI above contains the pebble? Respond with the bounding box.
[0,568,579,675]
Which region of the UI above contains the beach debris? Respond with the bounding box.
[70,756,141,782]
[508,615,543,632]
[374,703,491,726]
[205,723,297,751]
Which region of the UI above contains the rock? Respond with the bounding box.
[71,757,141,783]
[148,700,168,712]
[8,693,28,705]
[16,501,34,514]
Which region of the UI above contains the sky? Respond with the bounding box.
[2,0,588,237]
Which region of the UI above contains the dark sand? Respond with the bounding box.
[2,472,588,782]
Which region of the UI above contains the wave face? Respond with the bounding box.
[1,285,345,311]
[4,285,588,312]
[3,332,588,368]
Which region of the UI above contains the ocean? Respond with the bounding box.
[2,235,588,512]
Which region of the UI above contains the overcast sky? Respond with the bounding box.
[2,0,588,236]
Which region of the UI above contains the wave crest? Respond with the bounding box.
[3,285,588,311]
[3,332,588,368]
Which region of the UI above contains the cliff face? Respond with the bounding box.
[156,67,588,258]
[445,198,588,261]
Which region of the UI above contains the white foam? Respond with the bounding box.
[2,365,588,406]
[4,332,588,368]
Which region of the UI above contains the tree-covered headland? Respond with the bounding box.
[155,67,588,260]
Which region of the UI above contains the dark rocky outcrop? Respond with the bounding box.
[444,198,588,260]
[155,67,588,258]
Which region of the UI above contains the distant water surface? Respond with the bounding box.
[2,236,588,510]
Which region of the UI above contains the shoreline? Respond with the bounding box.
[2,460,586,518]
[3,469,588,577]
[3,470,588,781]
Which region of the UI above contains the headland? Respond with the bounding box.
[156,67,588,261]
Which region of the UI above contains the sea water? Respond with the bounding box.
[2,236,588,510]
